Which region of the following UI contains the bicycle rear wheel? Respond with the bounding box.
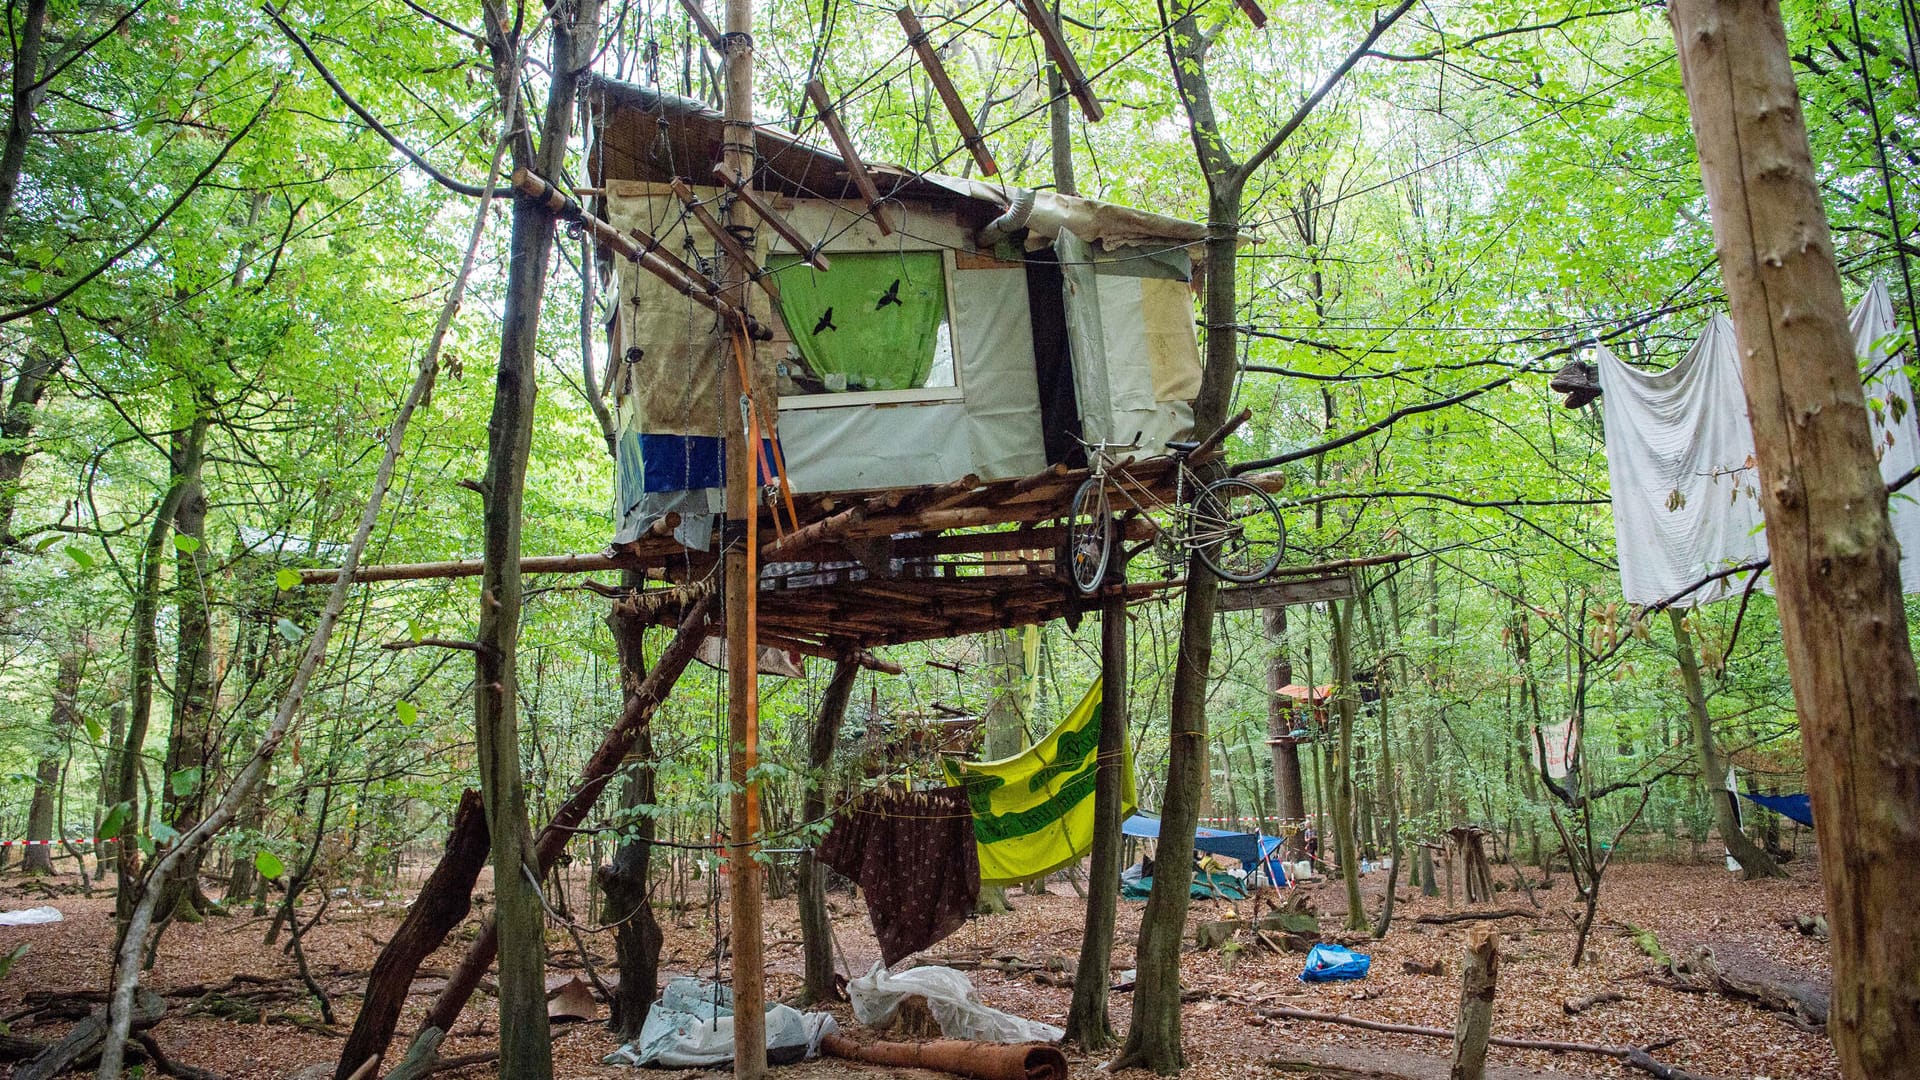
[1064,478,1113,594]
[1192,477,1284,583]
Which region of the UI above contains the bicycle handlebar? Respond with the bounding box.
[1072,430,1144,454]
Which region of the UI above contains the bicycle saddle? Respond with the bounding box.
[1164,439,1201,454]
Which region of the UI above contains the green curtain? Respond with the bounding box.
[770,251,948,392]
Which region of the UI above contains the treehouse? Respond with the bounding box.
[587,77,1211,547]
[570,76,1315,660]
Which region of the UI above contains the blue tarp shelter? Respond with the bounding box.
[1741,791,1813,827]
[1121,813,1289,887]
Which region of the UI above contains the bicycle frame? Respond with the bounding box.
[1080,443,1219,556]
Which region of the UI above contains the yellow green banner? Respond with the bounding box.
[942,677,1135,886]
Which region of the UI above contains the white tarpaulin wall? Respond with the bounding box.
[1598,281,1917,605]
[1055,229,1202,452]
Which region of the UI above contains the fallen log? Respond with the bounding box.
[1414,907,1536,925]
[822,1034,1068,1080]
[1564,990,1627,1015]
[1668,946,1828,1029]
[1256,1006,1719,1080]
[17,988,165,1080]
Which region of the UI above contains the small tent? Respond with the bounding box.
[1121,813,1288,887]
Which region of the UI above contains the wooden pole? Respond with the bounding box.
[804,79,891,235]
[896,6,998,176]
[1669,1,1920,1075]
[720,0,767,1070]
[1449,926,1499,1080]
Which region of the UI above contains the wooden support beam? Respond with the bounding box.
[671,177,781,304]
[711,164,829,271]
[1215,573,1356,612]
[1014,0,1103,122]
[296,550,636,586]
[895,6,999,176]
[1235,0,1267,29]
[674,0,723,49]
[512,169,733,317]
[804,79,892,235]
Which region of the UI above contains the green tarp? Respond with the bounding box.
[771,251,947,393]
[1120,871,1245,901]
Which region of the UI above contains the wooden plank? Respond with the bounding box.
[896,6,999,176]
[1215,574,1356,612]
[1014,0,1103,121]
[670,177,781,304]
[804,79,892,235]
[674,0,723,48]
[712,164,829,271]
[512,168,734,318]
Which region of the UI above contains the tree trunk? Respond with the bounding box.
[1330,601,1369,932]
[798,659,857,1006]
[1670,1,1920,1072]
[23,646,85,874]
[418,600,708,1040]
[159,416,215,921]
[1065,593,1127,1050]
[0,0,47,243]
[334,790,489,1080]
[0,346,61,548]
[601,580,667,1038]
[1667,609,1783,878]
[113,412,209,921]
[1449,926,1499,1080]
[1113,181,1239,1077]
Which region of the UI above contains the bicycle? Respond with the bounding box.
[1062,433,1285,595]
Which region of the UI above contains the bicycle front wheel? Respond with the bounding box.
[1192,477,1284,583]
[1064,478,1113,595]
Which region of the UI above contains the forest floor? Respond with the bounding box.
[0,855,1836,1080]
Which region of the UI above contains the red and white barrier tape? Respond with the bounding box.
[0,838,117,847]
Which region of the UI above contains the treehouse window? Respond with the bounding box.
[770,250,958,405]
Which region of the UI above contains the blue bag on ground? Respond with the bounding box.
[1299,943,1371,982]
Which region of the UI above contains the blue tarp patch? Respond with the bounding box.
[1741,791,1813,827]
[1299,943,1370,982]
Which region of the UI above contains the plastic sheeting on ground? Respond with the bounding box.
[848,964,1064,1045]
[1742,791,1814,827]
[1597,281,1919,605]
[1119,871,1244,901]
[1299,944,1371,982]
[602,976,838,1067]
[0,905,61,926]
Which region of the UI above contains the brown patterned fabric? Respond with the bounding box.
[817,787,980,966]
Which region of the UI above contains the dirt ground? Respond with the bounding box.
[0,856,1837,1080]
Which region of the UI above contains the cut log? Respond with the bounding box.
[1195,919,1244,950]
[822,1034,1067,1080]
[1449,926,1498,1080]
[1415,908,1536,925]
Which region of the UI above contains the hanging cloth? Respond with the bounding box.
[941,677,1135,886]
[1854,281,1920,589]
[1596,315,1766,605]
[1598,281,1919,605]
[816,786,980,967]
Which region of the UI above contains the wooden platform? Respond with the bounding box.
[296,443,1369,656]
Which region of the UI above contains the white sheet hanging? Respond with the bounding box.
[1597,314,1767,605]
[1599,281,1917,605]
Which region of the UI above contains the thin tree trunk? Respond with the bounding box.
[1671,2,1920,1071]
[112,412,209,922]
[0,0,47,242]
[1065,593,1126,1050]
[798,659,857,1006]
[1667,609,1783,878]
[1330,600,1369,933]
[0,345,61,548]
[158,412,215,920]
[23,646,86,874]
[601,581,666,1037]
